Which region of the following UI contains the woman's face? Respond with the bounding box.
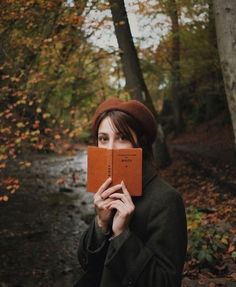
[98,116,137,149]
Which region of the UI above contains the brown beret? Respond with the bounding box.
[92,98,157,144]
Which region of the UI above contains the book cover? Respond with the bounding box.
[87,146,142,196]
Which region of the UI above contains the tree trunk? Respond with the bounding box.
[205,0,218,120]
[109,0,171,167]
[204,0,227,120]
[213,0,236,150]
[168,0,184,133]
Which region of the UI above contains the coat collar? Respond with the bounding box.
[142,160,157,189]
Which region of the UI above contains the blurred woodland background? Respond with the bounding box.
[0,0,236,286]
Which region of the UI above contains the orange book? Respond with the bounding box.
[87,146,142,196]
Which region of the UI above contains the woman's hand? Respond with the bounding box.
[105,181,135,237]
[94,177,122,233]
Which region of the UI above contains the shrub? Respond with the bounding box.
[186,206,229,268]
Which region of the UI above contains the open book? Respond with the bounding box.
[87,146,142,196]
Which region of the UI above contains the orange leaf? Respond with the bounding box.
[54,134,61,140]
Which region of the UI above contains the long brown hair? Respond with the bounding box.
[93,110,154,162]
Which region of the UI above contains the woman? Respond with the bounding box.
[76,98,187,287]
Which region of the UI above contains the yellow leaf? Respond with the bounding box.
[16,99,27,105]
[11,76,20,82]
[69,131,74,138]
[30,137,39,142]
[15,138,22,144]
[0,154,8,161]
[0,196,9,202]
[31,130,40,136]
[36,107,42,113]
[115,21,125,26]
[16,122,25,128]
[42,113,50,119]
[0,163,6,169]
[221,237,228,245]
[3,195,9,201]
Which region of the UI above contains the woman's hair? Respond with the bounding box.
[93,110,154,162]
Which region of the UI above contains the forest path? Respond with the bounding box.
[0,148,93,287]
[160,124,236,286]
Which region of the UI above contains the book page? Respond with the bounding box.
[87,147,112,193]
[112,148,142,196]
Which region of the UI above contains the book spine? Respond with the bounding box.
[107,149,113,179]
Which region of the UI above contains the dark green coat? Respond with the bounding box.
[76,162,187,287]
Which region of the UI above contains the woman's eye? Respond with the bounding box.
[98,136,108,143]
[119,135,128,141]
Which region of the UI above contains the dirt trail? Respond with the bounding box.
[0,150,93,287]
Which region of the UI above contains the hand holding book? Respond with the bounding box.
[104,180,135,237]
[94,178,135,237]
[88,146,142,236]
[94,177,121,233]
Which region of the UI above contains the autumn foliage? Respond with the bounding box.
[0,0,111,200]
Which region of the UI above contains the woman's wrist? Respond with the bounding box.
[96,215,109,233]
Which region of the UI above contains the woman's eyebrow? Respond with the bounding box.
[98,131,120,135]
[98,132,107,135]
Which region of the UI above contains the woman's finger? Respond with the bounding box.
[95,197,113,209]
[109,192,130,205]
[109,202,134,220]
[94,177,112,202]
[97,177,112,195]
[121,180,129,195]
[106,199,134,215]
[120,181,134,204]
[101,183,122,199]
[106,200,127,213]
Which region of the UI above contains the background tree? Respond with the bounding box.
[213,0,236,150]
[135,0,226,131]
[166,0,184,133]
[108,0,171,168]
